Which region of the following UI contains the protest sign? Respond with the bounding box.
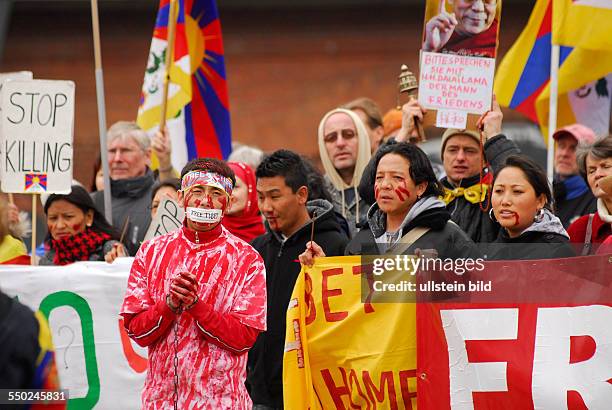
[417,254,612,409]
[422,0,502,59]
[0,79,75,194]
[143,198,184,241]
[283,256,418,409]
[0,260,144,409]
[418,52,496,117]
[418,0,501,127]
[2,254,610,409]
[0,71,33,92]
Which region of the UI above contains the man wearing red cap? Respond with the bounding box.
[552,124,598,227]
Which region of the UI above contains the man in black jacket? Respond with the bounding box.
[439,102,520,243]
[248,150,348,409]
[0,290,60,392]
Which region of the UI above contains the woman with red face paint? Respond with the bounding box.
[121,158,266,410]
[300,142,481,264]
[488,155,575,260]
[222,162,265,243]
[39,185,126,265]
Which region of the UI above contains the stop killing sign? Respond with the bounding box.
[0,79,75,194]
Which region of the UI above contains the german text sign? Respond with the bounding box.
[0,79,75,194]
[418,51,495,115]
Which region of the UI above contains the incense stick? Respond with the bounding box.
[119,215,130,244]
[309,210,317,256]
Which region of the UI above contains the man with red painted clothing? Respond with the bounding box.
[120,158,266,410]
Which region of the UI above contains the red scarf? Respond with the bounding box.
[222,162,266,243]
[51,229,111,265]
[444,19,498,58]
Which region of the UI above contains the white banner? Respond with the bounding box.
[0,79,75,194]
[0,259,145,409]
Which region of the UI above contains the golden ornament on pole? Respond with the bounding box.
[397,64,426,143]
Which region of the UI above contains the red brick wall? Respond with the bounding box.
[1,4,531,212]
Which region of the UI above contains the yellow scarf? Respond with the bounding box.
[442,183,489,205]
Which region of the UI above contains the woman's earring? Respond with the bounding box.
[489,208,497,222]
[534,208,544,222]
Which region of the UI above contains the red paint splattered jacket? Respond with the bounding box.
[120,224,266,410]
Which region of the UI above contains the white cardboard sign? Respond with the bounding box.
[436,109,468,129]
[0,71,33,92]
[143,198,184,241]
[418,51,495,115]
[0,261,145,409]
[0,79,75,194]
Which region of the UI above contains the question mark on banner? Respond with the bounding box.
[58,325,75,369]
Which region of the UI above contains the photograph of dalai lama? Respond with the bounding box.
[422,0,500,58]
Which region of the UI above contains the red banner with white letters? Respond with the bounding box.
[417,254,612,409]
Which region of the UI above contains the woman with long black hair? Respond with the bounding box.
[40,185,125,265]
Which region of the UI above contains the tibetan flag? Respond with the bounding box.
[494,0,612,139]
[137,0,232,170]
[25,173,47,192]
[553,0,612,51]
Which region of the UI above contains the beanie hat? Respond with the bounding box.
[440,128,481,159]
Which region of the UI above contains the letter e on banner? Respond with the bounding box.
[440,308,519,409]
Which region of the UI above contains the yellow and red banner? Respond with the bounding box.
[283,256,418,409]
[285,254,612,409]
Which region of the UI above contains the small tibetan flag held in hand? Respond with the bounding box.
[137,0,232,170]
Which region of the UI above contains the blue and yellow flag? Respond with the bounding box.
[494,0,612,139]
[138,0,232,167]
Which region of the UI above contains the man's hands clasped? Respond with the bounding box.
[167,271,199,313]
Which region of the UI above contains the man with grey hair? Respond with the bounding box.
[92,121,174,255]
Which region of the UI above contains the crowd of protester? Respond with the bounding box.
[0,93,611,407]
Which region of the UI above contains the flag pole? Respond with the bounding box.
[546,44,560,185]
[31,194,37,266]
[160,0,179,131]
[91,0,112,224]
